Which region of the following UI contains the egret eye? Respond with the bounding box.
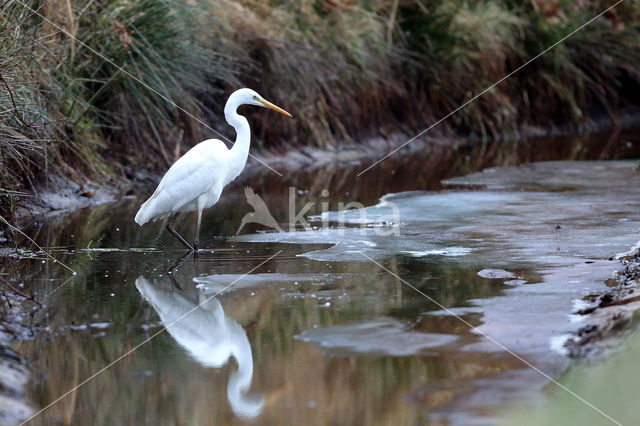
[252,95,259,101]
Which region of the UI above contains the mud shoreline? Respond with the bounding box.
[565,250,640,358]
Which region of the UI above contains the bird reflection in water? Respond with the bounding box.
[135,274,265,418]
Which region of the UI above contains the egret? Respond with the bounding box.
[134,88,292,251]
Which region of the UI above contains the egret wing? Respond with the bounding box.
[138,140,228,221]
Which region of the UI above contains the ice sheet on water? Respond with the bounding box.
[296,317,459,356]
[549,334,572,355]
[616,239,640,259]
[442,160,638,191]
[193,273,348,294]
[477,269,516,279]
[403,247,473,257]
[236,161,640,265]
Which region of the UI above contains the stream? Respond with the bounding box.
[7,142,640,424]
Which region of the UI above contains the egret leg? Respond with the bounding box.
[167,252,191,289]
[193,251,200,275]
[194,207,203,252]
[166,212,194,252]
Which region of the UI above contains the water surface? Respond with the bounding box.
[9,155,640,425]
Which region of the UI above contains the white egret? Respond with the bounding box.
[134,88,292,251]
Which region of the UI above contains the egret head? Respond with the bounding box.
[230,88,292,118]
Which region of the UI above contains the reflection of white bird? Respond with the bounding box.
[236,187,283,235]
[134,89,292,252]
[136,276,265,418]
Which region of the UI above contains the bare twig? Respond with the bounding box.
[64,0,75,63]
[386,0,399,45]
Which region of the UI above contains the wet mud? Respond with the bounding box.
[566,251,640,358]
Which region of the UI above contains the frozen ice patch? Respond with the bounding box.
[296,317,458,356]
[616,239,640,259]
[571,298,593,314]
[477,269,516,279]
[550,334,572,355]
[194,273,347,294]
[569,314,585,323]
[403,247,473,257]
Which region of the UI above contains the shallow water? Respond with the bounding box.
[8,154,640,424]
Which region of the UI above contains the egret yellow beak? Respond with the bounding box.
[259,99,293,118]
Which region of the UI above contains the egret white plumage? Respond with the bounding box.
[134,88,292,251]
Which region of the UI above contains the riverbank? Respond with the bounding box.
[565,249,640,358]
[503,251,640,425]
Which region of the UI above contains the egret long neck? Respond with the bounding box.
[224,101,251,183]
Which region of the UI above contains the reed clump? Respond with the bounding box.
[1,0,640,218]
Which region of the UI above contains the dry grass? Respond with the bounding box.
[0,2,54,197]
[198,0,404,148]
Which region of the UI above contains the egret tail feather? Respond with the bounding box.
[135,197,156,225]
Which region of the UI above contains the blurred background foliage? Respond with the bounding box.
[1,0,640,212]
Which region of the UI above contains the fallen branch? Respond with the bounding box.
[599,294,640,310]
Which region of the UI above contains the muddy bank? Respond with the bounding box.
[565,250,640,358]
[12,175,124,226]
[259,107,640,175]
